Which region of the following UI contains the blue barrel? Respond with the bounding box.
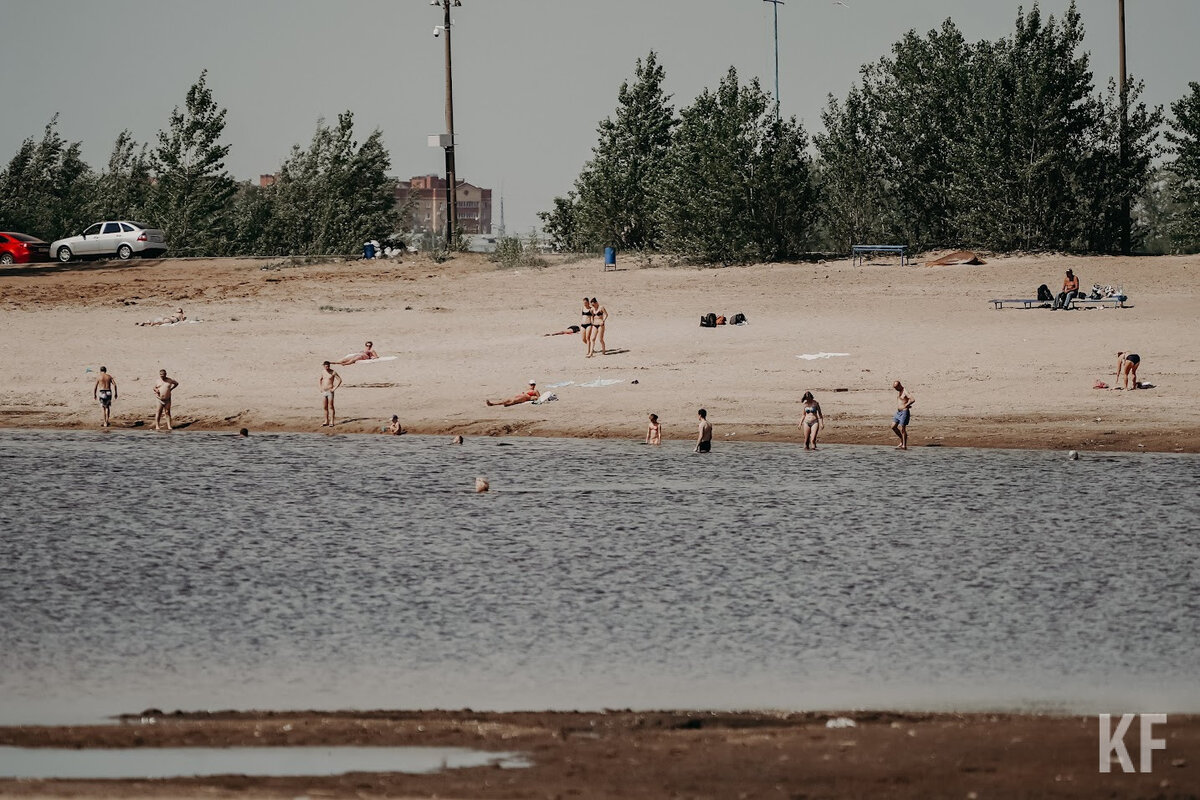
[604,246,616,267]
[363,242,376,259]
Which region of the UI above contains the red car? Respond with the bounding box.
[0,232,51,265]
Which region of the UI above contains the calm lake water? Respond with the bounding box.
[0,429,1197,724]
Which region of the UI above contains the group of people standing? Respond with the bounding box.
[579,297,608,357]
[91,367,179,430]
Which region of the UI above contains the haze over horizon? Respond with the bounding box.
[2,0,1197,234]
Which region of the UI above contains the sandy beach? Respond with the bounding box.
[1,251,1198,452]
[1,709,1196,798]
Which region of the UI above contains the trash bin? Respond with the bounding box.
[603,246,616,270]
[363,242,376,259]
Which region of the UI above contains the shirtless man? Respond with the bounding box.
[486,381,539,407]
[93,366,117,427]
[320,361,343,427]
[334,341,378,365]
[890,380,915,450]
[695,408,713,453]
[153,369,179,431]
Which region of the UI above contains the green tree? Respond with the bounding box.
[267,113,399,255]
[1165,81,1200,250]
[656,68,815,264]
[537,191,582,252]
[566,51,677,251]
[149,70,236,255]
[814,87,890,251]
[91,130,152,222]
[0,115,94,240]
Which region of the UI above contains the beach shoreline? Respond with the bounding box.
[2,252,1198,454]
[1,709,1195,798]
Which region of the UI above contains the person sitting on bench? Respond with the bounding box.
[1053,269,1080,310]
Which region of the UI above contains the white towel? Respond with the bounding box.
[579,379,623,388]
[796,353,850,360]
[532,392,557,404]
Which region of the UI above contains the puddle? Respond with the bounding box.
[0,746,530,779]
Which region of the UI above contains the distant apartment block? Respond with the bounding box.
[397,175,493,236]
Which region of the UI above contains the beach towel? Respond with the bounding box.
[342,354,398,363]
[531,392,558,404]
[578,379,623,388]
[545,381,575,389]
[796,353,850,360]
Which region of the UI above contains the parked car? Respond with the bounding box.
[0,232,51,265]
[50,221,168,262]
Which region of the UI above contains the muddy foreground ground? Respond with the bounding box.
[1,709,1196,799]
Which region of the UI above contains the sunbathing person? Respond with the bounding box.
[486,381,540,407]
[334,341,378,365]
[544,325,581,336]
[138,307,186,326]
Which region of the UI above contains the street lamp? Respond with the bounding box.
[763,0,784,119]
[431,0,462,249]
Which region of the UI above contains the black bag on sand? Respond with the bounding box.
[731,312,747,325]
[700,312,717,327]
[1037,284,1053,302]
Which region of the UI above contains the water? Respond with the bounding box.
[0,746,528,779]
[1,429,1197,724]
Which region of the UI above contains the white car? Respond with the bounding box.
[51,221,168,262]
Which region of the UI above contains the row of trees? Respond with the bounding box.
[0,72,400,257]
[543,4,1200,261]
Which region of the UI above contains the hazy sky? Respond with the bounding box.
[2,1,1197,233]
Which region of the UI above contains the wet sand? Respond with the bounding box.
[1,252,1198,452]
[0,709,1196,798]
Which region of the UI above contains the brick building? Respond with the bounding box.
[396,175,493,236]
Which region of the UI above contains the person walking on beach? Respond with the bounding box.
[153,369,179,431]
[890,380,915,450]
[800,391,823,451]
[646,413,662,446]
[93,366,117,427]
[320,361,343,427]
[587,297,608,357]
[1116,351,1141,390]
[580,297,594,353]
[334,341,378,366]
[695,408,713,453]
[486,381,540,407]
[1053,269,1080,310]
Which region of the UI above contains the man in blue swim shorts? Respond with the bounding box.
[890,380,915,450]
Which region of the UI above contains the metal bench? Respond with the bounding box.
[852,244,908,267]
[989,298,1046,309]
[1067,296,1128,309]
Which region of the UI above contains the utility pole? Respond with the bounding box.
[763,0,784,119]
[1118,0,1130,253]
[433,0,461,250]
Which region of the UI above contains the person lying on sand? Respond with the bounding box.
[544,325,581,336]
[334,341,378,365]
[487,381,539,407]
[138,307,185,326]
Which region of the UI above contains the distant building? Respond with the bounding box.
[397,175,493,236]
[259,174,277,188]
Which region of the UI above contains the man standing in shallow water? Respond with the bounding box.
[93,366,117,427]
[320,361,343,427]
[153,369,179,431]
[890,380,915,450]
[695,408,713,453]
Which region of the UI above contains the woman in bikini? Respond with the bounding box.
[799,391,823,450]
[580,297,594,353]
[486,381,540,407]
[1116,351,1141,390]
[334,341,378,366]
[588,297,608,357]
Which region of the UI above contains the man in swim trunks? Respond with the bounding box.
[486,381,540,407]
[320,361,343,427]
[153,369,179,431]
[334,341,378,365]
[890,380,915,450]
[1116,351,1141,390]
[695,408,713,453]
[93,366,117,427]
